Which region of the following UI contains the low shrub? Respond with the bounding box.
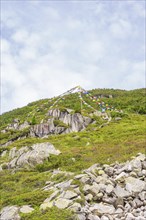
[53,119,69,128]
[20,207,73,220]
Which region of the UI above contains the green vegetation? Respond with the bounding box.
[1,88,145,130]
[0,128,30,145]
[31,116,37,125]
[20,207,73,220]
[90,88,146,113]
[0,88,146,219]
[53,119,69,128]
[0,171,51,208]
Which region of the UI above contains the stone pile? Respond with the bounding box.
[40,153,146,220]
[1,153,146,220]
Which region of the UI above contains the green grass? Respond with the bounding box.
[0,171,52,208]
[20,207,73,220]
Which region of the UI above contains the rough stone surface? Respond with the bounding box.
[6,120,29,131]
[88,214,100,220]
[1,150,7,157]
[68,202,81,212]
[90,203,115,215]
[125,177,145,193]
[40,201,54,210]
[0,206,20,220]
[59,190,78,199]
[19,205,34,213]
[30,109,92,137]
[8,142,60,168]
[114,185,130,198]
[55,198,73,209]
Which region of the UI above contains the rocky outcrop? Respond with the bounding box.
[6,120,30,131]
[0,206,20,220]
[40,153,146,220]
[0,205,34,220]
[2,142,61,169]
[30,109,92,137]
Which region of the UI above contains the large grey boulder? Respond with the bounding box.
[88,214,100,220]
[118,155,144,174]
[100,216,110,220]
[114,185,130,198]
[77,214,86,220]
[9,147,29,159]
[55,198,73,209]
[18,121,30,130]
[55,179,73,190]
[115,172,128,182]
[105,184,114,195]
[68,202,81,212]
[90,203,115,215]
[125,177,146,193]
[9,142,60,169]
[40,191,60,210]
[83,183,100,198]
[59,190,78,200]
[19,205,34,213]
[0,206,20,220]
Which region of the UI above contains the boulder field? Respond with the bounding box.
[0,152,146,220]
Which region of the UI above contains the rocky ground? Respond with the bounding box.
[1,151,146,220]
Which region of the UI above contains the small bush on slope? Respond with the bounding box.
[20,207,73,220]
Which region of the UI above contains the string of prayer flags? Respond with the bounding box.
[47,85,118,113]
[81,90,116,111]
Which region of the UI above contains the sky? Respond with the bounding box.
[1,0,145,114]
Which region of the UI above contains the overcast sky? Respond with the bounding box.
[1,0,145,113]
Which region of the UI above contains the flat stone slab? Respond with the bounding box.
[55,198,73,209]
[59,190,78,199]
[90,203,115,215]
[125,177,146,193]
[20,205,34,213]
[114,185,130,198]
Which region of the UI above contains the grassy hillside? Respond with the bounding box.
[0,88,145,128]
[0,88,146,219]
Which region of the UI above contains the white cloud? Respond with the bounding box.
[128,1,145,18]
[66,18,83,29]
[1,1,145,113]
[1,39,10,53]
[80,40,105,63]
[110,19,132,38]
[122,61,145,89]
